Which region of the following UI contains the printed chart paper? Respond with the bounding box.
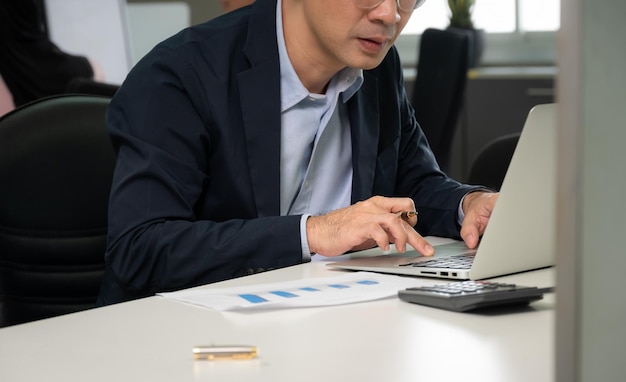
[158,272,420,311]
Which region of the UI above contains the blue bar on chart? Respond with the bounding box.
[270,290,299,298]
[239,294,268,303]
[356,280,379,285]
[328,284,350,289]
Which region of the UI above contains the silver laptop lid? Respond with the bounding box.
[468,103,556,279]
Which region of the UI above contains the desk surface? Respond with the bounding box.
[0,255,555,382]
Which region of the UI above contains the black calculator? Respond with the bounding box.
[398,280,554,312]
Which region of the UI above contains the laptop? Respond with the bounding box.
[327,103,556,280]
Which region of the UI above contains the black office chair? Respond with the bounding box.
[0,94,115,326]
[411,28,470,173]
[466,133,520,191]
[65,78,120,98]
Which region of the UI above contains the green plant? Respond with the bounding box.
[448,0,475,29]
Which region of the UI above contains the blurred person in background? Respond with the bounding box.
[0,75,13,117]
[0,0,105,108]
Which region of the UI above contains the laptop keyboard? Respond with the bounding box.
[400,254,475,270]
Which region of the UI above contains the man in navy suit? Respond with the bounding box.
[98,0,498,305]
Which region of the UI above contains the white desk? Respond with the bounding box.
[0,259,555,382]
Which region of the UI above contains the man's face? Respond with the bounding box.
[298,0,413,71]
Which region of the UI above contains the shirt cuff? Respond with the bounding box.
[457,195,467,225]
[458,188,496,225]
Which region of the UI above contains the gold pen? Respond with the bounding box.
[397,210,417,224]
[192,345,258,360]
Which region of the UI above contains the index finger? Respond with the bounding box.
[403,225,434,256]
[390,214,432,256]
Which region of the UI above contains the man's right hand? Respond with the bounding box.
[305,195,434,258]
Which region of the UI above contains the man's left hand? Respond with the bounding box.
[460,192,499,249]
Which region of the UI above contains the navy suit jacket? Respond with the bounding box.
[97,0,479,305]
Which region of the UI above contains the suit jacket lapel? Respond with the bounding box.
[238,0,281,218]
[349,72,380,203]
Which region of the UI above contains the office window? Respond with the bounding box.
[519,0,560,31]
[404,0,560,34]
[396,0,560,67]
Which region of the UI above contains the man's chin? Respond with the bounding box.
[351,56,387,71]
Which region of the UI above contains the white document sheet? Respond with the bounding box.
[158,272,420,312]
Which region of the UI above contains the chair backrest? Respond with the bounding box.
[411,28,470,172]
[65,78,120,98]
[466,132,521,191]
[0,94,115,326]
